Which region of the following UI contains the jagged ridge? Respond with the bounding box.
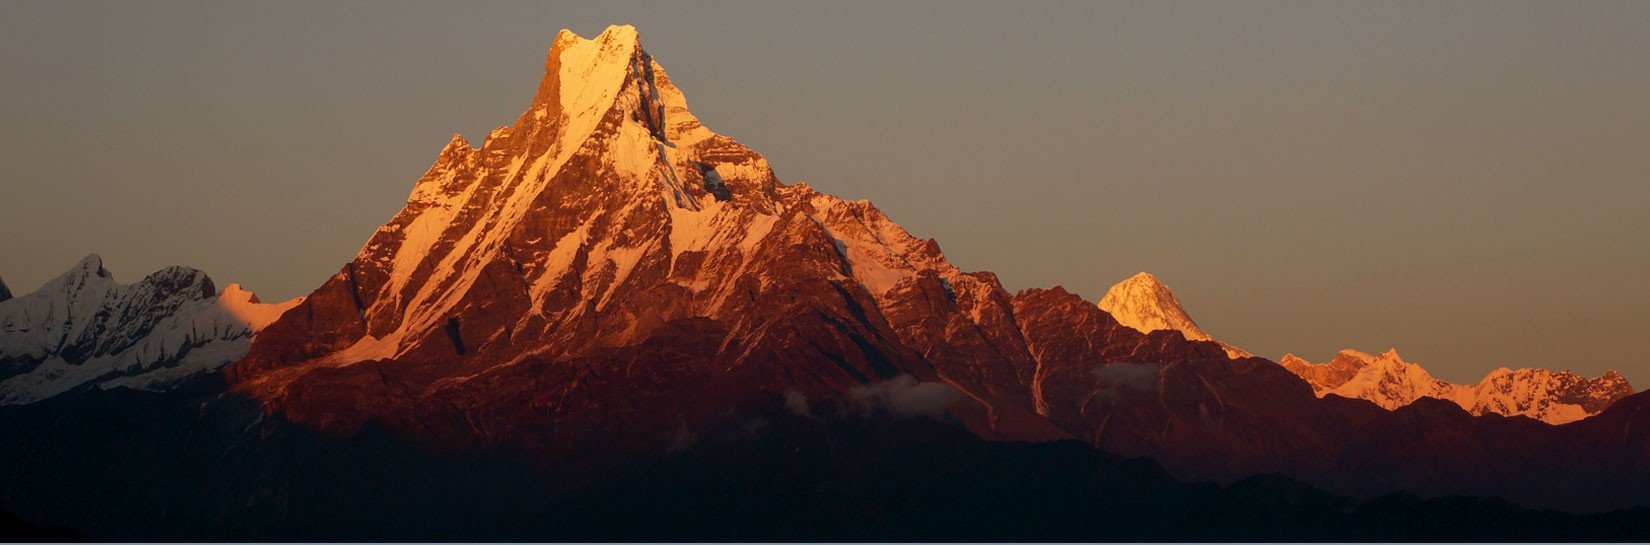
[0,254,299,404]
[1279,349,1632,424]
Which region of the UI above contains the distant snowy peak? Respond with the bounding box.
[1279,348,1633,424]
[1468,366,1633,424]
[1096,272,1250,358]
[0,254,300,404]
[1098,272,1211,341]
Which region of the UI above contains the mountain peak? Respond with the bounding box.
[441,133,471,153]
[553,25,639,48]
[75,253,109,278]
[220,282,260,304]
[234,24,794,375]
[1097,272,1212,342]
[0,276,10,303]
[1125,271,1161,283]
[528,25,647,124]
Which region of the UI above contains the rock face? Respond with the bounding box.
[0,255,299,404]
[1280,349,1632,424]
[219,25,1650,511]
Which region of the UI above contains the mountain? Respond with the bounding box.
[1098,272,1214,341]
[7,26,1650,538]
[1282,349,1458,410]
[228,25,1061,449]
[1094,272,1632,425]
[0,254,299,404]
[1280,349,1632,424]
[213,26,1650,513]
[1097,272,1251,358]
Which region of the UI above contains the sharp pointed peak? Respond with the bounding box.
[58,253,114,282]
[0,275,11,303]
[76,253,105,272]
[521,23,659,136]
[1097,270,1212,342]
[436,133,475,161]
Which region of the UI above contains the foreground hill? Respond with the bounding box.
[2,384,1647,541]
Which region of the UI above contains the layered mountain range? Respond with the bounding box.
[0,255,297,404]
[4,25,1650,538]
[1095,272,1633,425]
[1279,349,1631,424]
[220,26,1650,509]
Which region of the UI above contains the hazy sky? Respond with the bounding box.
[3,1,1647,385]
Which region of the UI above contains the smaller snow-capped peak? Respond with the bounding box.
[76,252,106,272]
[1098,272,1212,341]
[54,253,113,284]
[1321,349,1458,411]
[1097,272,1251,358]
[216,283,303,331]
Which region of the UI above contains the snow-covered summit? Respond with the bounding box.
[1279,348,1633,424]
[1098,272,1211,340]
[256,24,969,371]
[1097,272,1250,358]
[0,255,301,404]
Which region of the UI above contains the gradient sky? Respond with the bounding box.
[3,1,1647,386]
